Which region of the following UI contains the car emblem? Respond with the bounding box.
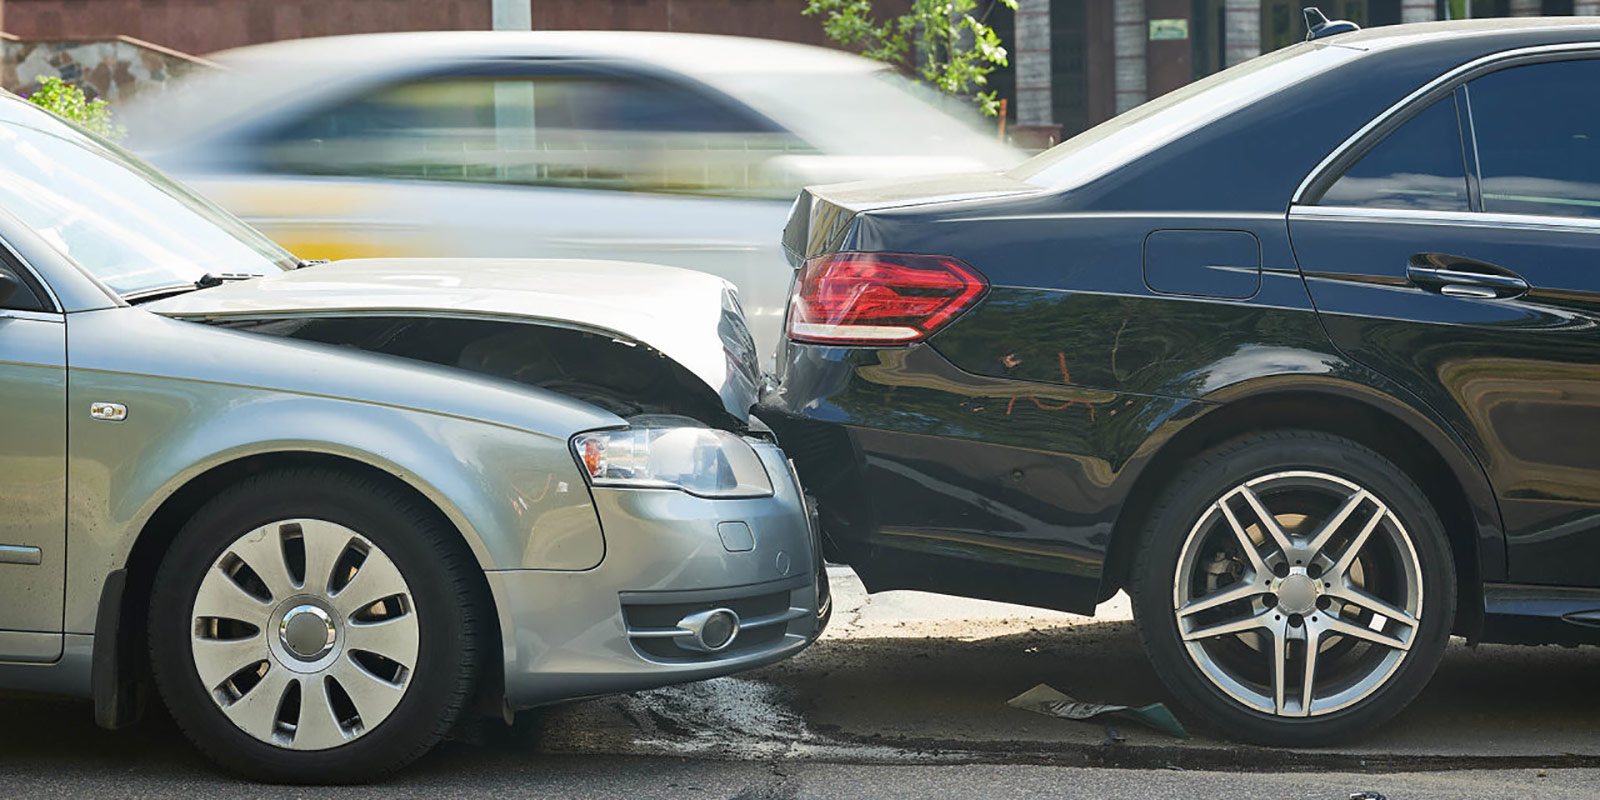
[90,402,128,422]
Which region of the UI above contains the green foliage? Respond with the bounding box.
[803,0,1018,116]
[27,76,124,139]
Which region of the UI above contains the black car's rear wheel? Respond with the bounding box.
[1130,430,1454,745]
[148,468,484,783]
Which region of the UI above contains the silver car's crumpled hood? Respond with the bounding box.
[146,258,761,422]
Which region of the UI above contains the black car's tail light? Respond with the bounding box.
[787,252,988,345]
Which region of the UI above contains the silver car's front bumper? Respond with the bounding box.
[487,441,828,709]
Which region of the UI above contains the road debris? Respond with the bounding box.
[1006,684,1189,739]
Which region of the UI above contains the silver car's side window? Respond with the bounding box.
[0,239,51,313]
[261,74,813,198]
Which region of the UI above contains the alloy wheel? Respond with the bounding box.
[189,518,420,750]
[1172,471,1423,718]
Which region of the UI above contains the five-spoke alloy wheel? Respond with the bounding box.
[1132,431,1455,745]
[149,468,483,783]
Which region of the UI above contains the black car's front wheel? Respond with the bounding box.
[1130,430,1455,745]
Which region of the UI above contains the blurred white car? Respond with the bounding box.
[125,32,1022,363]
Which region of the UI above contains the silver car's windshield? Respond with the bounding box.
[0,97,295,299]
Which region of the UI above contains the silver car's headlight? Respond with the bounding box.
[572,426,774,498]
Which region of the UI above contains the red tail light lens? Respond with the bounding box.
[787,253,988,345]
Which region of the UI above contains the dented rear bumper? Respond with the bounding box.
[759,341,1199,615]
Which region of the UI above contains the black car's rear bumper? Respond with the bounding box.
[760,342,1204,615]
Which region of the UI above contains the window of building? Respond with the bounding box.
[260,73,809,198]
[1317,95,1470,211]
[1467,58,1600,219]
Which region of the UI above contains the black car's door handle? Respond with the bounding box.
[1406,253,1530,299]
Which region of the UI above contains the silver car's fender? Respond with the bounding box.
[64,307,616,635]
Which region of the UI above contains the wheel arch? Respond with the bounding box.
[100,449,505,729]
[1099,378,1501,640]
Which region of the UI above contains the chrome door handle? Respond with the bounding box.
[1407,254,1530,299]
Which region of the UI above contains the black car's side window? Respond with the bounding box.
[1319,95,1470,211]
[1466,58,1600,220]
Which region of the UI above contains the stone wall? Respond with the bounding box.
[1,33,217,105]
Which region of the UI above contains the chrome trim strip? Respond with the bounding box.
[1460,85,1484,206]
[1292,42,1600,205]
[941,211,1287,224]
[626,606,807,639]
[0,545,42,565]
[1290,204,1600,234]
[0,309,65,323]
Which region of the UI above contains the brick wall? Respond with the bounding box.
[2,0,491,55]
[0,0,898,57]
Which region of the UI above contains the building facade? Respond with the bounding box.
[1012,0,1600,146]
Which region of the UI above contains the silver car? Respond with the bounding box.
[124,31,1023,366]
[0,94,825,782]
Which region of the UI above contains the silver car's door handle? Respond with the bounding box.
[0,545,42,565]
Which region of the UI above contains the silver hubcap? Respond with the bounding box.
[189,519,419,750]
[1173,471,1423,718]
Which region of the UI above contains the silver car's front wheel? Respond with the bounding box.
[191,518,419,750]
[1130,431,1455,745]
[149,468,483,783]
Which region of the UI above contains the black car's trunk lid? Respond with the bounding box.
[781,172,1041,266]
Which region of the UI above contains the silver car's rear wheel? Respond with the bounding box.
[1173,471,1422,718]
[190,519,420,750]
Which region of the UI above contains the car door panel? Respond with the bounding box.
[0,311,67,658]
[1294,212,1600,586]
[1291,56,1600,588]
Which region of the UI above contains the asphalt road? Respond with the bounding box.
[0,702,1592,800]
[2,568,1596,798]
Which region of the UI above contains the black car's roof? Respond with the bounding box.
[1333,16,1600,50]
[869,19,1600,218]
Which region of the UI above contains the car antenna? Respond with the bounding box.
[1303,7,1361,40]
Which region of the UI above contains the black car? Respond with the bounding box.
[762,16,1600,744]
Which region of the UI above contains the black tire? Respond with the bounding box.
[1129,430,1455,745]
[148,467,484,783]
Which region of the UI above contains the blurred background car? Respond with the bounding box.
[123,31,1023,364]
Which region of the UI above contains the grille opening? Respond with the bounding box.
[623,588,795,663]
